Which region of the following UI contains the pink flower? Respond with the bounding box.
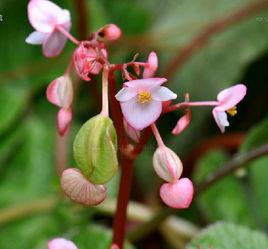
[46,75,73,135]
[26,0,71,57]
[172,109,191,135]
[115,78,177,130]
[143,52,158,78]
[48,238,77,249]
[213,84,247,133]
[160,178,194,209]
[73,41,107,81]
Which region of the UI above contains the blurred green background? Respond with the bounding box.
[1,0,268,248]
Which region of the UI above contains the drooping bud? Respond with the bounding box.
[143,51,158,78]
[172,109,191,135]
[98,24,122,41]
[73,41,107,81]
[61,168,107,206]
[160,178,194,209]
[73,114,118,184]
[48,238,78,249]
[153,146,183,182]
[57,108,72,136]
[123,118,140,143]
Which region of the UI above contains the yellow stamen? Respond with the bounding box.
[137,91,152,104]
[227,106,237,116]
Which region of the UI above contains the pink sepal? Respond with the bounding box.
[160,178,194,209]
[57,108,72,136]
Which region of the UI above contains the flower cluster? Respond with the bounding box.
[26,0,247,248]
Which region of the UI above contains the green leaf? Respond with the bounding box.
[187,222,268,249]
[194,150,254,226]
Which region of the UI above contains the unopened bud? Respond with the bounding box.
[61,168,107,206]
[143,51,158,78]
[99,24,122,41]
[123,118,140,143]
[153,146,183,182]
[73,114,118,184]
[172,109,191,135]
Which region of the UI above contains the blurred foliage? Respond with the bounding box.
[0,0,268,248]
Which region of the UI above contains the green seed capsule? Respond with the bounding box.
[73,114,118,184]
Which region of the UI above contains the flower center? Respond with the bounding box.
[227,106,237,116]
[137,91,152,104]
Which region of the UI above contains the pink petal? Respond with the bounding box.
[212,108,229,133]
[120,97,162,130]
[42,29,68,57]
[160,178,194,209]
[172,109,191,135]
[216,84,247,111]
[25,31,48,44]
[115,87,137,102]
[143,51,158,78]
[124,78,167,91]
[151,86,177,101]
[48,238,77,249]
[46,75,73,108]
[28,0,70,33]
[57,108,72,136]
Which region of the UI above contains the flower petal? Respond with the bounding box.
[25,31,48,44]
[160,178,194,209]
[143,51,158,78]
[46,75,73,108]
[42,29,68,57]
[172,109,191,135]
[216,84,247,111]
[124,78,167,91]
[151,86,177,101]
[28,0,69,32]
[120,98,162,130]
[212,108,229,133]
[57,108,72,136]
[48,238,78,249]
[115,87,137,102]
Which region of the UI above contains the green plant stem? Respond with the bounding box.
[127,143,268,241]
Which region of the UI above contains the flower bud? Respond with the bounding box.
[160,178,194,209]
[48,238,78,249]
[73,41,107,81]
[123,118,140,143]
[172,109,191,135]
[57,107,72,136]
[153,146,183,182]
[99,24,122,41]
[73,114,118,184]
[61,168,107,206]
[143,51,158,78]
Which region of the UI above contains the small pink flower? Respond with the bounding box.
[26,0,71,57]
[98,24,122,41]
[48,238,78,249]
[73,41,107,81]
[143,51,158,78]
[46,75,73,135]
[213,84,247,133]
[160,178,194,209]
[115,78,177,130]
[172,109,191,135]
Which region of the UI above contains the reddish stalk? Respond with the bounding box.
[164,0,268,78]
[73,0,89,40]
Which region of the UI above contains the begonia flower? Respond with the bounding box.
[213,84,247,133]
[115,78,177,130]
[143,51,158,78]
[160,178,194,209]
[46,75,73,135]
[26,0,71,57]
[48,238,78,249]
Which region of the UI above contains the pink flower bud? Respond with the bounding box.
[160,178,194,209]
[61,168,107,206]
[110,244,120,249]
[57,108,72,136]
[48,238,77,249]
[153,146,183,182]
[123,118,140,143]
[143,51,158,78]
[99,24,122,41]
[172,109,191,135]
[73,41,107,81]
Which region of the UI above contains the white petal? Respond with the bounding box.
[120,98,162,130]
[212,109,229,133]
[25,31,48,44]
[115,87,137,102]
[151,86,177,101]
[42,30,68,57]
